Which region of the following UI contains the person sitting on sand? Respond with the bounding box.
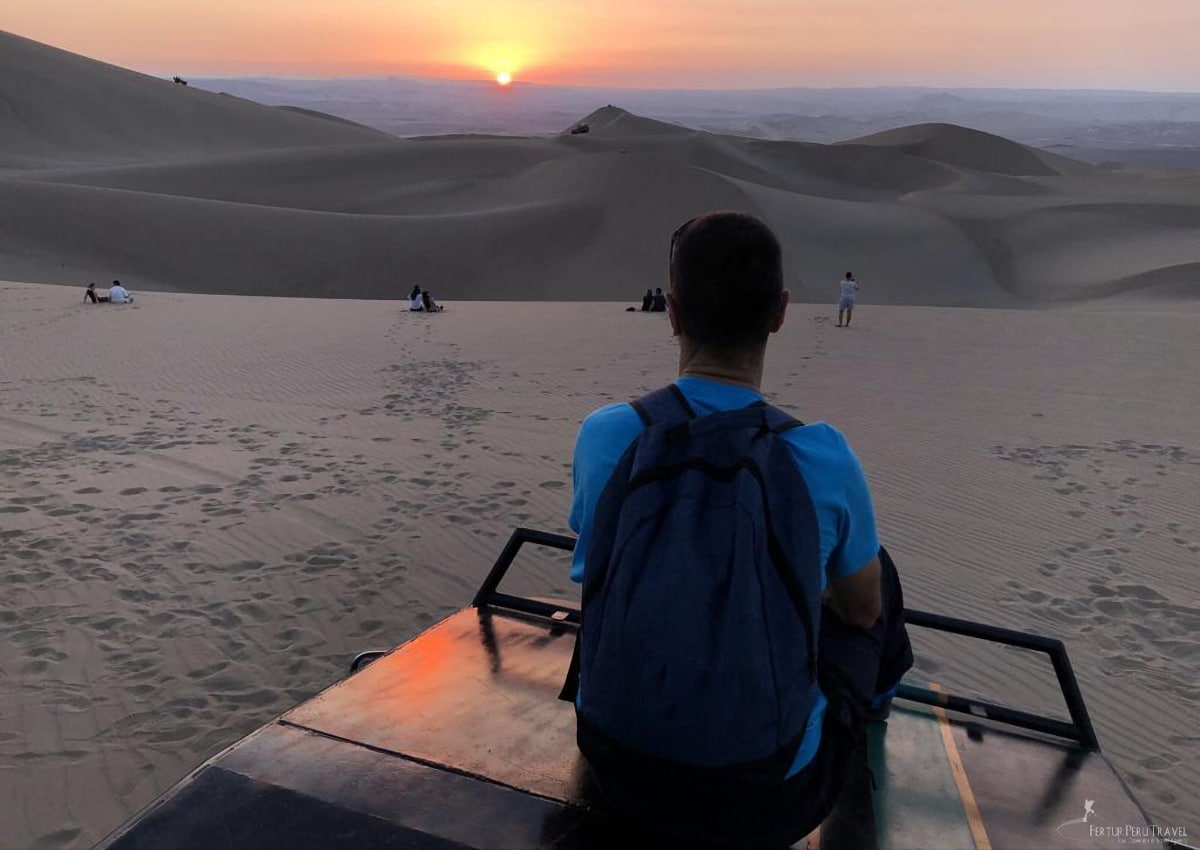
[409,286,424,311]
[837,272,858,327]
[84,283,100,303]
[108,280,133,304]
[566,212,912,848]
[422,290,444,313]
[641,289,654,311]
[650,287,667,312]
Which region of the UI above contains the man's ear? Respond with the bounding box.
[770,289,790,333]
[666,292,682,336]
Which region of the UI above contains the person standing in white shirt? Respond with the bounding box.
[108,280,133,304]
[837,272,858,327]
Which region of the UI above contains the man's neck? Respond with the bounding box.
[677,344,765,392]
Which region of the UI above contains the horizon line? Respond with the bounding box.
[168,73,1200,97]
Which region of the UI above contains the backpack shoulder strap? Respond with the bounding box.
[630,384,696,428]
[746,400,818,677]
[561,385,694,705]
[758,401,804,433]
[742,399,805,435]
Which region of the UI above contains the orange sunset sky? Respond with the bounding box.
[5,0,1200,89]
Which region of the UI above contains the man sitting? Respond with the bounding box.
[422,290,444,312]
[108,280,133,304]
[567,212,911,848]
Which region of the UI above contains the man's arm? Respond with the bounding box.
[567,404,644,583]
[821,428,882,630]
[827,554,882,630]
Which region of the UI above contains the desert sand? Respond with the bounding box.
[2,284,1197,847]
[1,27,1198,849]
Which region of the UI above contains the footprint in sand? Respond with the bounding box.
[35,829,81,846]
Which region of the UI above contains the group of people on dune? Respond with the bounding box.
[83,280,133,304]
[640,288,668,312]
[408,286,443,312]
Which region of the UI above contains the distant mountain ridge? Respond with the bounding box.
[184,71,1200,169]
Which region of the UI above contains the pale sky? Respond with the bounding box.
[5,0,1200,90]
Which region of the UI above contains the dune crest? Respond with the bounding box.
[564,105,691,138]
[843,122,1087,177]
[0,29,389,168]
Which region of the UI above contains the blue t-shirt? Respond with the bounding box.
[568,376,880,775]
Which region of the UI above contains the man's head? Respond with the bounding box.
[845,271,853,279]
[112,280,121,286]
[667,212,787,354]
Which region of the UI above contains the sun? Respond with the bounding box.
[496,71,512,86]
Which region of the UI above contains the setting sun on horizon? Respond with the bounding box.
[496,71,512,86]
[4,0,1200,90]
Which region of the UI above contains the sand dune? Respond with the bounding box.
[4,31,1200,307]
[843,122,1091,177]
[570,104,692,137]
[0,29,388,169]
[0,149,756,300]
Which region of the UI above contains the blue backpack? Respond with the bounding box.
[572,385,823,781]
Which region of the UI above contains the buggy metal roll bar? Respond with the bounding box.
[472,527,1100,751]
[896,610,1099,751]
[472,527,580,622]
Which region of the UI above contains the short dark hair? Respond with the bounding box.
[669,212,782,350]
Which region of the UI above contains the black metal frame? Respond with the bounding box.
[471,527,579,623]
[897,609,1099,751]
[471,528,1100,751]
